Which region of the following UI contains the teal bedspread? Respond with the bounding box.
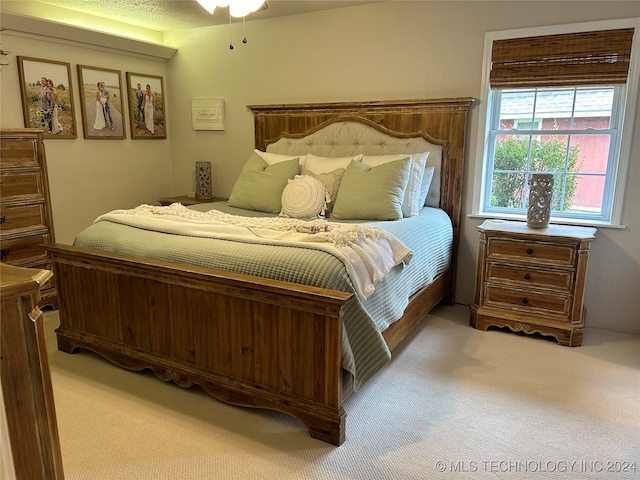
[73,202,452,390]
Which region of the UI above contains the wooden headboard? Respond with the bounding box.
[247,98,475,298]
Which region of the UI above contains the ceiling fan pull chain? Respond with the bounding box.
[242,16,248,44]
[229,9,234,50]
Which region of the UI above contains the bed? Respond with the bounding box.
[45,98,474,445]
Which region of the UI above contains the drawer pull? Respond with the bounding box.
[524,273,531,280]
[0,248,10,260]
[526,248,533,255]
[522,298,529,305]
[0,216,5,224]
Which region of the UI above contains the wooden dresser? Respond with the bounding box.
[0,129,57,308]
[1,263,65,479]
[471,219,596,346]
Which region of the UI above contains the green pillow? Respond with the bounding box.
[332,158,411,220]
[228,152,299,213]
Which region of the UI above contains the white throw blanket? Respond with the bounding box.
[94,203,413,301]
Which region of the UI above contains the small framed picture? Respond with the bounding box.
[17,56,77,138]
[126,72,167,139]
[77,65,126,139]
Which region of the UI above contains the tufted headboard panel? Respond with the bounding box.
[265,117,445,208]
[265,119,443,163]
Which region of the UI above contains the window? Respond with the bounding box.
[487,86,620,216]
[474,20,639,226]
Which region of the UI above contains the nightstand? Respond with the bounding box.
[470,219,596,346]
[158,195,226,206]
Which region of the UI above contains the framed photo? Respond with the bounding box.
[17,56,77,139]
[126,72,167,139]
[77,65,126,139]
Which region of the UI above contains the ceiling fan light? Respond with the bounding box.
[229,0,265,18]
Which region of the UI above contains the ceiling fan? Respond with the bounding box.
[196,1,270,49]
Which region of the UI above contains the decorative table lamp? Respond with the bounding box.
[527,173,554,228]
[195,161,213,200]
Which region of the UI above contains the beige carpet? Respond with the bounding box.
[44,304,639,479]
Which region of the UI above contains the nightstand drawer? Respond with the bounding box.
[484,285,570,317]
[487,263,573,291]
[488,238,576,266]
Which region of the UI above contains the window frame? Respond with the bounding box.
[472,18,640,227]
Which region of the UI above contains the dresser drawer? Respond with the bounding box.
[0,233,50,263]
[0,138,39,168]
[0,171,44,200]
[0,204,48,232]
[488,238,576,266]
[484,285,570,317]
[486,263,573,291]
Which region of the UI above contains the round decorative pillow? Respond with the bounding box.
[280,175,327,218]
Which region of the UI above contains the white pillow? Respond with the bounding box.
[280,175,328,218]
[304,153,363,174]
[418,167,435,208]
[255,149,306,168]
[362,152,429,217]
[424,149,441,207]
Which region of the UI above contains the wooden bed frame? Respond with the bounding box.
[45,98,474,445]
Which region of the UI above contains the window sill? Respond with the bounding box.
[467,212,626,229]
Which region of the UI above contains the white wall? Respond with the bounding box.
[1,2,638,334]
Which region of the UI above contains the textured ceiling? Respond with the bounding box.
[30,0,372,32]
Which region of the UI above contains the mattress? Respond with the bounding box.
[73,202,453,389]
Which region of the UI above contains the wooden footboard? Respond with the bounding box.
[46,243,353,445]
[46,242,452,445]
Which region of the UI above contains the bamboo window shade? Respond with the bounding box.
[490,28,634,88]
